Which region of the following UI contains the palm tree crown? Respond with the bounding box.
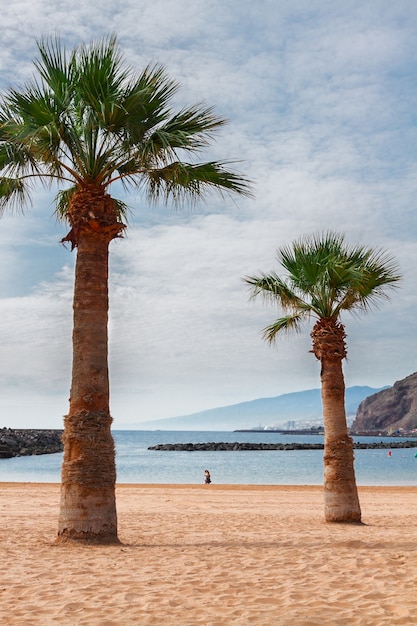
[0,34,251,238]
[245,231,401,345]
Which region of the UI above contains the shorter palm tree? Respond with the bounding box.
[245,232,401,522]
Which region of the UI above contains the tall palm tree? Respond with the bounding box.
[0,35,252,543]
[245,232,400,523]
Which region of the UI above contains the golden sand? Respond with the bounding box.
[1,483,416,625]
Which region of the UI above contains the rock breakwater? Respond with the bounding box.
[0,428,63,458]
[148,440,417,452]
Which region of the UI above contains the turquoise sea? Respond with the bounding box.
[0,430,416,485]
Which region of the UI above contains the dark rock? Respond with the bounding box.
[0,428,63,458]
[0,445,13,459]
[352,372,417,433]
[148,440,417,452]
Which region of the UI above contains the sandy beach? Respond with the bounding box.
[1,483,416,625]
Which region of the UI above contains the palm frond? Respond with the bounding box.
[334,247,401,316]
[143,160,252,205]
[244,272,308,311]
[0,177,28,212]
[35,35,72,98]
[262,313,308,343]
[115,64,179,139]
[112,197,130,222]
[145,104,227,156]
[54,186,76,220]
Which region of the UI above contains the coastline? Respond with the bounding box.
[4,430,417,486]
[1,483,416,625]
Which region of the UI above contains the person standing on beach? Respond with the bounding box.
[204,470,211,484]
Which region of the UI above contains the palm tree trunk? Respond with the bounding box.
[311,317,361,523]
[321,355,361,522]
[58,228,119,544]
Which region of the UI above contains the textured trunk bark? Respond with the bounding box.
[311,317,361,523]
[321,356,362,523]
[58,227,119,544]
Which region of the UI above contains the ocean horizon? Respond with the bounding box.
[1,430,416,486]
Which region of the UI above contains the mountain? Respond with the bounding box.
[352,372,417,432]
[120,386,385,431]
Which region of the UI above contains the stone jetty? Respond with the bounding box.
[0,428,63,458]
[148,440,417,452]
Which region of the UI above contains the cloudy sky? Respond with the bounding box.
[1,0,416,428]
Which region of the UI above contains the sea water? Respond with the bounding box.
[0,430,416,485]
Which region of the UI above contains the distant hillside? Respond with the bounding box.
[352,372,417,432]
[121,386,385,431]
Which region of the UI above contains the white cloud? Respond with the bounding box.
[1,0,417,427]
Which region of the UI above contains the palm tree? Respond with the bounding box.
[0,35,252,544]
[245,232,401,523]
